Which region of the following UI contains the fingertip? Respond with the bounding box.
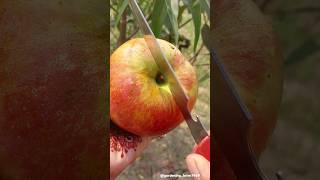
[186,154,210,180]
[186,154,200,179]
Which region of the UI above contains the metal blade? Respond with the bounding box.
[211,48,268,180]
[128,0,208,143]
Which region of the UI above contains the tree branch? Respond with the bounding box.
[189,43,204,64]
[117,7,128,47]
[179,18,192,29]
[126,28,139,40]
[125,13,151,41]
[110,5,117,13]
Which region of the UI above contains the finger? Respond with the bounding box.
[186,153,210,180]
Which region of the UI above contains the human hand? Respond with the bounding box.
[186,153,210,180]
[110,122,211,180]
[186,131,210,180]
[109,121,152,180]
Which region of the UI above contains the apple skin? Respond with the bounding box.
[210,0,283,179]
[110,38,198,136]
[0,1,107,179]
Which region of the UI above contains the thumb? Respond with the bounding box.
[186,153,210,180]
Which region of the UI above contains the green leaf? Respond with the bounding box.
[170,0,179,18]
[191,1,201,52]
[285,38,320,66]
[199,72,210,84]
[199,0,210,17]
[182,0,192,6]
[151,0,167,37]
[177,5,187,24]
[165,0,179,45]
[114,0,129,28]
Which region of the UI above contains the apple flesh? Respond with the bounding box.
[110,38,198,136]
[0,1,107,179]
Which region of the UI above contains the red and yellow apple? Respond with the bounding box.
[110,38,198,136]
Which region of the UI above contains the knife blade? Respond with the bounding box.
[211,48,268,180]
[128,0,209,153]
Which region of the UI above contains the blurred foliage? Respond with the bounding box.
[253,1,320,179]
[110,0,210,84]
[110,0,209,51]
[253,0,320,67]
[253,0,320,136]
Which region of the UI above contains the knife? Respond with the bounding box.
[128,0,210,161]
[211,48,269,180]
[211,46,285,180]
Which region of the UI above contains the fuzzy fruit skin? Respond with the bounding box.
[110,38,198,136]
[0,1,107,179]
[211,0,283,179]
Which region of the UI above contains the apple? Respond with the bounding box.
[0,0,107,179]
[209,0,283,179]
[110,38,198,136]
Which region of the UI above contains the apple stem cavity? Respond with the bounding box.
[155,72,167,85]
